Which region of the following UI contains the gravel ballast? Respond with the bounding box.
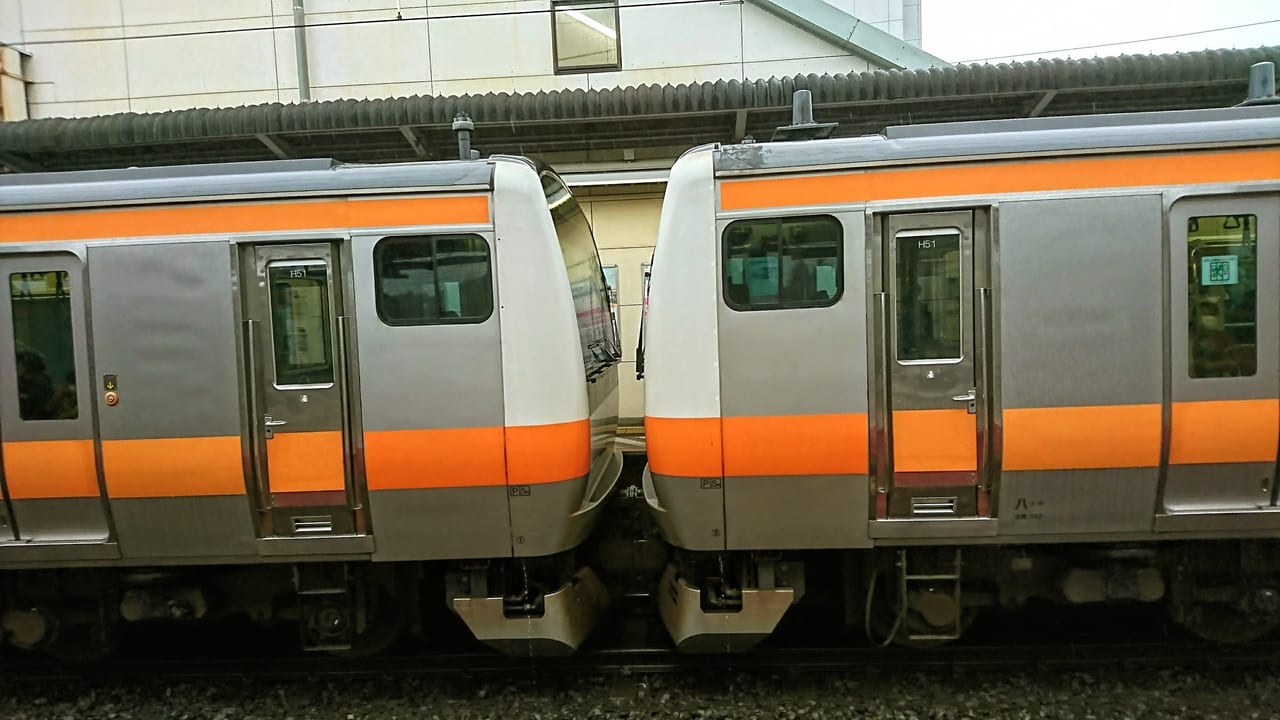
[0,665,1277,720]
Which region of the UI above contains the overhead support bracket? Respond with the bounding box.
[399,126,429,158]
[1027,89,1058,118]
[733,109,749,140]
[256,133,296,160]
[745,0,949,70]
[0,152,42,173]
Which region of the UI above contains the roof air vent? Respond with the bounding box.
[1240,62,1278,106]
[771,90,838,142]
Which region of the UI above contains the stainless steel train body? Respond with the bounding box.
[643,101,1280,650]
[0,156,622,657]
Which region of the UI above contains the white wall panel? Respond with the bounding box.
[18,0,121,32]
[589,197,661,250]
[24,41,129,103]
[617,2,741,70]
[744,55,871,80]
[129,90,281,113]
[121,0,272,26]
[590,62,743,89]
[429,14,552,81]
[273,0,422,15]
[741,3,846,65]
[304,9,430,87]
[29,98,131,119]
[310,81,432,101]
[0,0,21,42]
[427,0,547,19]
[433,73,586,96]
[126,27,277,98]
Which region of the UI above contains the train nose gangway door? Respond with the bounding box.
[872,210,995,525]
[240,242,371,553]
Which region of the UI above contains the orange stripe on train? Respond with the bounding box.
[364,420,590,490]
[892,409,976,473]
[719,148,1280,211]
[0,195,490,243]
[1170,399,1277,465]
[2,439,99,499]
[1003,404,1162,471]
[102,436,244,498]
[646,414,869,478]
[651,400,1278,477]
[266,431,346,494]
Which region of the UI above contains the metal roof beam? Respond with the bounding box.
[0,152,41,173]
[1027,89,1058,118]
[255,133,295,159]
[399,126,429,158]
[745,0,949,70]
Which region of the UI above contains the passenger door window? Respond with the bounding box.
[9,271,78,420]
[1186,214,1257,378]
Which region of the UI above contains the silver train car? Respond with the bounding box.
[642,75,1280,650]
[0,155,622,658]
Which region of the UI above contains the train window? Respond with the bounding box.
[895,229,963,362]
[267,261,335,386]
[552,0,621,74]
[9,271,77,421]
[374,234,493,327]
[1188,214,1257,378]
[542,172,620,376]
[722,215,842,311]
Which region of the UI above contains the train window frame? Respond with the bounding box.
[551,0,622,75]
[721,214,844,312]
[1186,213,1258,379]
[373,234,494,328]
[9,270,78,421]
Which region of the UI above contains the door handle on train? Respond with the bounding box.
[264,415,288,439]
[951,389,977,415]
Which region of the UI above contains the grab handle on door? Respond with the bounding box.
[952,389,977,414]
[264,415,288,439]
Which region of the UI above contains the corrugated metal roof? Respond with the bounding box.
[0,45,1275,171]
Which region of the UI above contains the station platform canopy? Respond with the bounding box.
[0,45,1276,174]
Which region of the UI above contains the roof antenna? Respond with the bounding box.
[772,89,838,142]
[1240,61,1278,106]
[452,112,480,160]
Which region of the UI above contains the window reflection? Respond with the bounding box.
[375,235,493,326]
[723,215,842,311]
[895,230,962,362]
[10,271,77,420]
[268,262,335,386]
[1188,214,1256,378]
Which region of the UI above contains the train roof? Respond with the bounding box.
[714,103,1280,176]
[0,156,498,211]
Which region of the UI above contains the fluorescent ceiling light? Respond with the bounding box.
[564,9,617,40]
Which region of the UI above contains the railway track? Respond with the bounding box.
[4,640,1280,683]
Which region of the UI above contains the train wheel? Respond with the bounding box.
[1169,585,1280,644]
[864,574,973,648]
[42,622,117,664]
[328,587,403,659]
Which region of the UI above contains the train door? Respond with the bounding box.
[240,242,368,540]
[1162,195,1280,513]
[872,210,994,519]
[0,254,112,543]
